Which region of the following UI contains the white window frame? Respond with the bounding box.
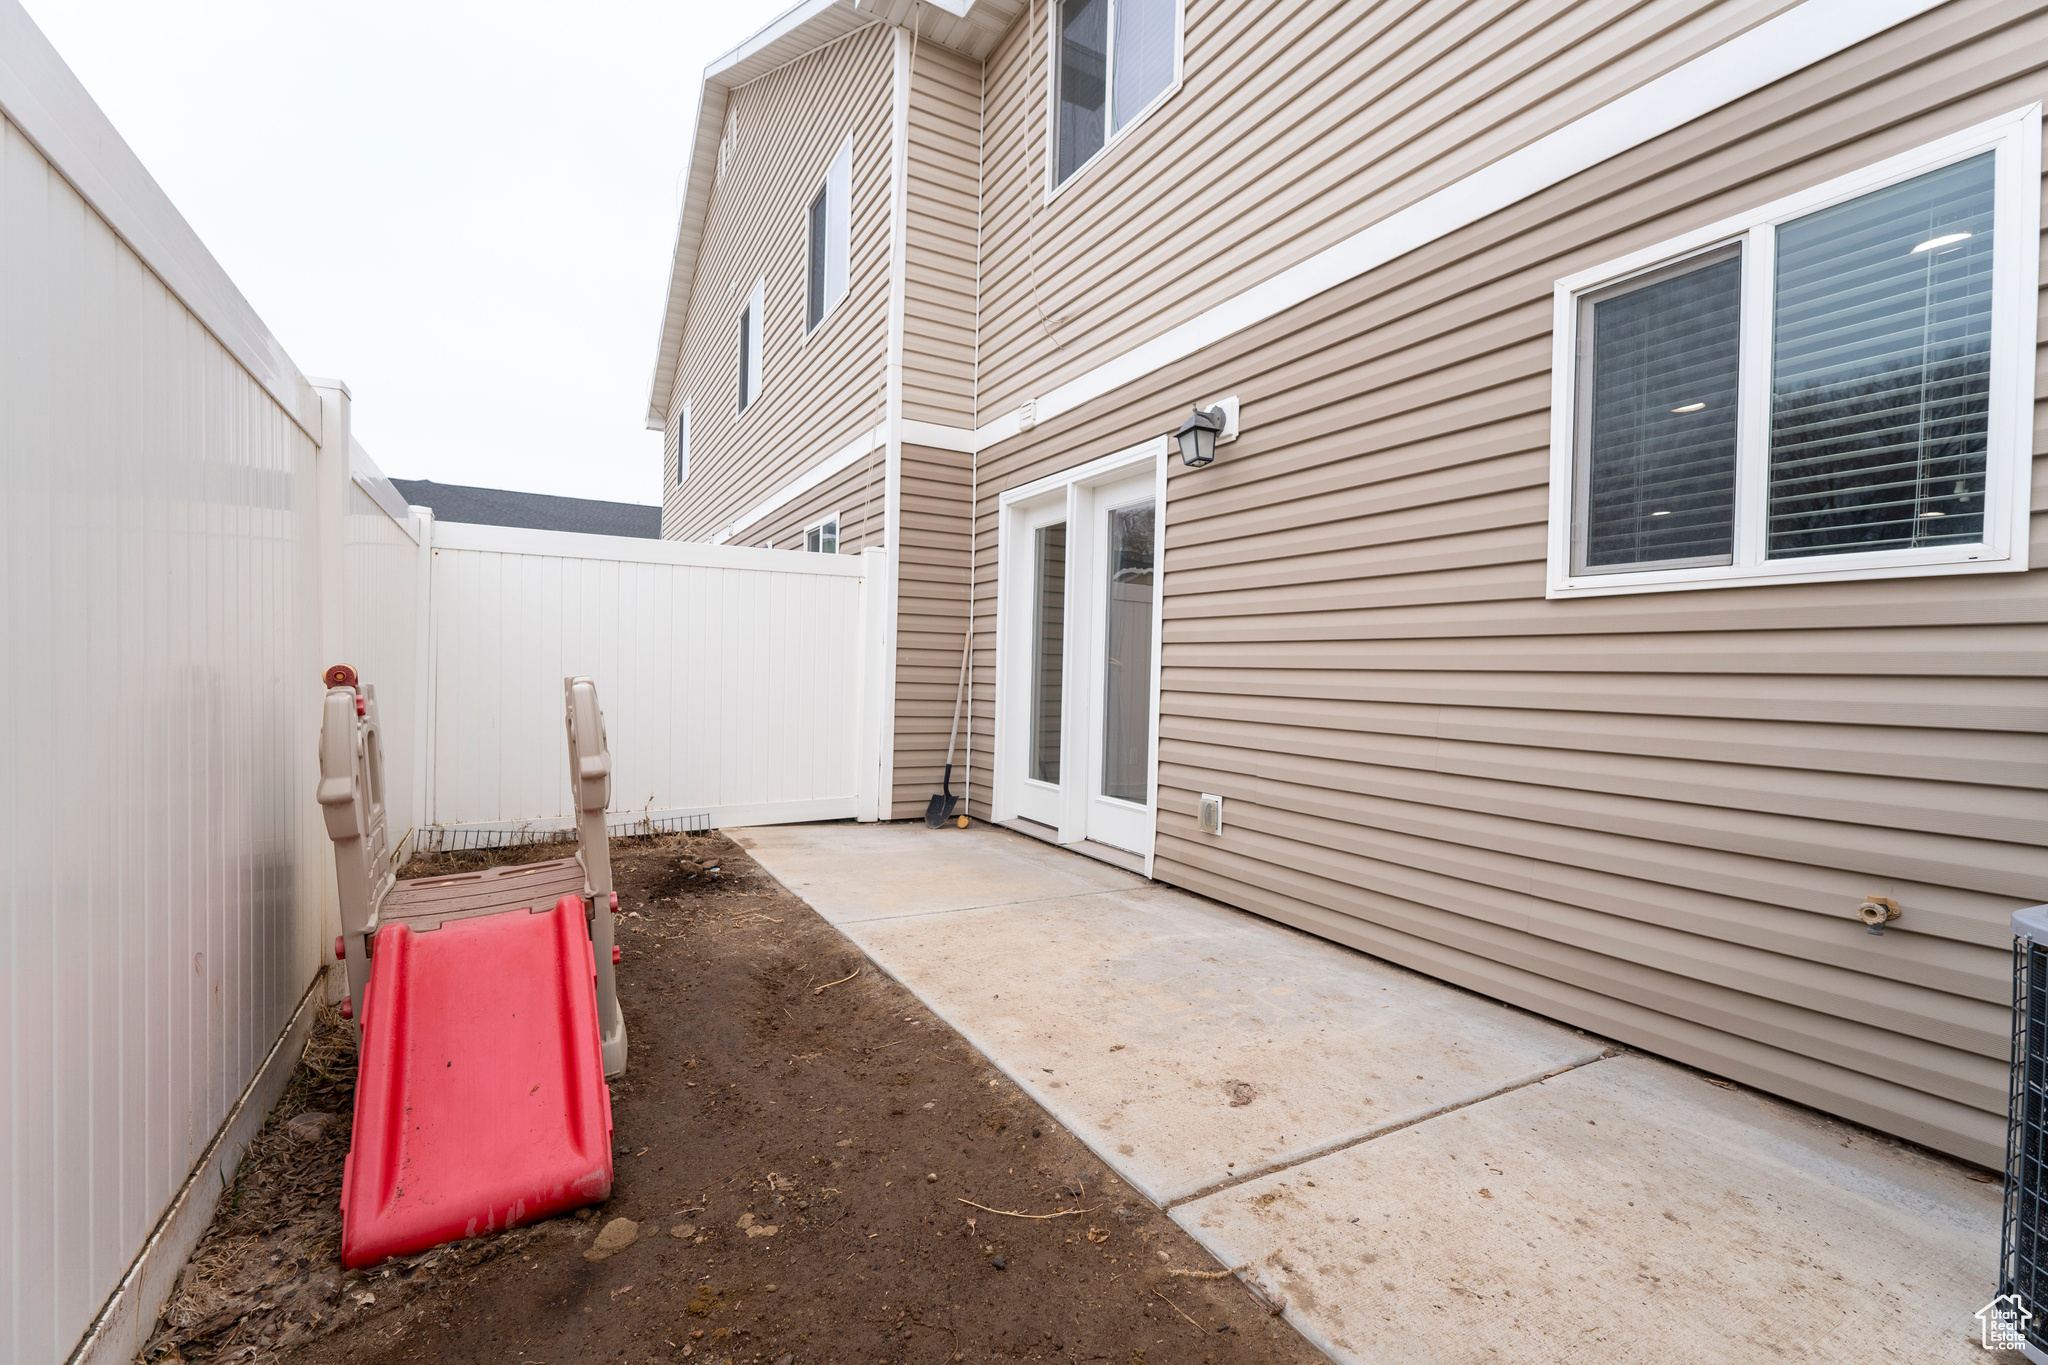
[805,136,852,336]
[736,279,764,416]
[803,513,840,554]
[1043,0,1185,202]
[674,397,691,486]
[1545,106,2040,599]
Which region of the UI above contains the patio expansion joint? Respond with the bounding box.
[1160,1049,1620,1212]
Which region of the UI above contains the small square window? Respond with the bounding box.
[1549,111,2036,597]
[804,514,839,555]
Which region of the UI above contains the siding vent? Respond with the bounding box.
[1197,794,1223,836]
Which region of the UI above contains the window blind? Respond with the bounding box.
[806,188,827,332]
[1579,252,1744,569]
[1057,0,1108,183]
[1768,154,1995,557]
[1111,0,1175,132]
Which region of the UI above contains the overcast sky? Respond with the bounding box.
[24,0,783,505]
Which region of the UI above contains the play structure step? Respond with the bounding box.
[380,856,587,931]
[340,896,613,1268]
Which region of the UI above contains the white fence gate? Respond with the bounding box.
[421,522,886,839]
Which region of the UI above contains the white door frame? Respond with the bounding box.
[993,436,1168,872]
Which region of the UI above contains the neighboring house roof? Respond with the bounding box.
[642,0,1021,431]
[391,479,662,539]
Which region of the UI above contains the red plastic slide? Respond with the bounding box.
[339,895,614,1267]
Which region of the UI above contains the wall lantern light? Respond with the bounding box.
[1175,405,1228,468]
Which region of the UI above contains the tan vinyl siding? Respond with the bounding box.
[972,0,1805,418]
[892,441,976,814]
[888,41,983,814]
[960,1,2048,1166]
[903,44,983,425]
[663,25,894,542]
[730,451,889,553]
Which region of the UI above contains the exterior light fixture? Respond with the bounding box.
[1175,405,1227,468]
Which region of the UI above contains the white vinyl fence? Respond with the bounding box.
[421,522,886,838]
[341,445,430,851]
[0,7,887,1360]
[0,8,342,1358]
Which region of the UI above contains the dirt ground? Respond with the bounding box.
[143,828,1326,1365]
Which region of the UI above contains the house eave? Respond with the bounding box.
[642,0,1021,433]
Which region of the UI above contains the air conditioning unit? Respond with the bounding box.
[2000,904,2048,1362]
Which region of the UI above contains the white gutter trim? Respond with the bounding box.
[0,0,322,440]
[953,0,1945,452]
[705,0,845,82]
[875,23,914,822]
[709,421,886,545]
[899,418,978,451]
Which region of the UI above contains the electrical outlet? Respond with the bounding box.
[1198,794,1223,835]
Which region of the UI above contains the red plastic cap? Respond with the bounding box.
[607,892,618,912]
[335,936,346,962]
[323,664,358,688]
[339,997,353,1020]
[355,696,366,717]
[611,945,622,965]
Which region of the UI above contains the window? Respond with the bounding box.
[1548,111,2038,596]
[673,399,691,486]
[803,514,839,554]
[736,280,763,414]
[1052,0,1179,189]
[807,139,851,332]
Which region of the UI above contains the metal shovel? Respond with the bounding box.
[925,635,970,827]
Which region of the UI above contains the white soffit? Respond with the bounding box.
[0,0,321,439]
[642,0,1020,431]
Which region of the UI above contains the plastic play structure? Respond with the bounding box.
[317,667,628,1267]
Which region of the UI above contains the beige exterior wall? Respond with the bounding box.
[731,451,888,552]
[652,0,2047,1164]
[956,0,2048,1167]
[662,25,895,542]
[973,0,1805,418]
[903,43,983,426]
[890,41,983,812]
[893,441,976,813]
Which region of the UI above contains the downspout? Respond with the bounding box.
[965,45,985,817]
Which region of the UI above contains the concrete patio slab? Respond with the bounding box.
[846,883,1602,1204]
[1173,1053,2003,1365]
[734,821,2005,1363]
[737,823,1604,1203]
[735,820,1141,922]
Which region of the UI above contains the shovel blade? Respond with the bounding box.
[924,792,959,828]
